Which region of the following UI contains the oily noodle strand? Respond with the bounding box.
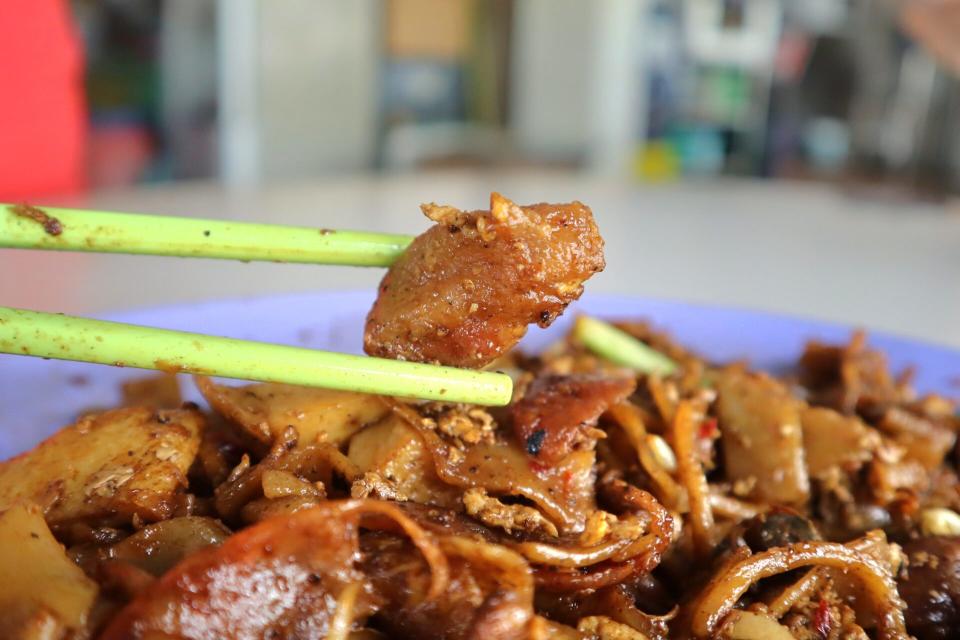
[512,515,652,567]
[766,567,828,619]
[691,541,908,639]
[608,402,685,510]
[327,582,363,640]
[673,401,714,559]
[441,536,534,601]
[347,500,450,600]
[533,479,674,592]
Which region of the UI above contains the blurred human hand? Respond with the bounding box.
[901,0,960,76]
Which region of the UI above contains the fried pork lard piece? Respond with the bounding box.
[364,192,605,367]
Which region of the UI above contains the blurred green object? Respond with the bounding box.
[574,316,678,376]
[698,67,753,127]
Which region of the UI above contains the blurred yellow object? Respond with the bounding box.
[387,0,474,59]
[634,141,681,182]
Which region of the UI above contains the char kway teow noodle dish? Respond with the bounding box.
[3,193,960,640]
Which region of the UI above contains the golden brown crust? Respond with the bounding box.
[364,193,605,367]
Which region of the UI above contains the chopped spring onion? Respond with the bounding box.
[574,315,678,376]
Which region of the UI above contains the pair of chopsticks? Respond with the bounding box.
[1,203,513,406]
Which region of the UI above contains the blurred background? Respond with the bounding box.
[2,0,960,346]
[7,0,960,192]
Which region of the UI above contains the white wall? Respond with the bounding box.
[510,0,648,176]
[218,0,381,184]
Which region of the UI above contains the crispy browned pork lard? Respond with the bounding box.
[364,193,605,367]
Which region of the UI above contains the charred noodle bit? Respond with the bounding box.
[364,193,605,367]
[511,373,635,464]
[673,400,715,559]
[690,539,907,639]
[99,500,449,639]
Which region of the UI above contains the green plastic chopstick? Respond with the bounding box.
[1,203,413,266]
[0,203,511,403]
[0,308,513,406]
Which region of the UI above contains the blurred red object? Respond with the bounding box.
[88,117,153,189]
[0,0,86,199]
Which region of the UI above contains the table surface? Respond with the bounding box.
[4,170,960,349]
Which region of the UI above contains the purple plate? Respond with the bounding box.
[1,292,958,459]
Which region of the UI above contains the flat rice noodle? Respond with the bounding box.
[512,514,653,567]
[0,407,203,526]
[110,516,231,576]
[716,370,810,506]
[828,529,905,631]
[800,406,878,477]
[688,538,907,639]
[392,402,596,534]
[348,413,462,508]
[534,479,673,592]
[240,495,323,524]
[374,502,668,596]
[707,492,766,521]
[877,407,956,470]
[100,500,448,640]
[197,377,388,451]
[0,503,98,637]
[378,501,653,596]
[511,373,635,464]
[363,532,534,640]
[799,332,901,414]
[215,435,359,521]
[868,457,929,505]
